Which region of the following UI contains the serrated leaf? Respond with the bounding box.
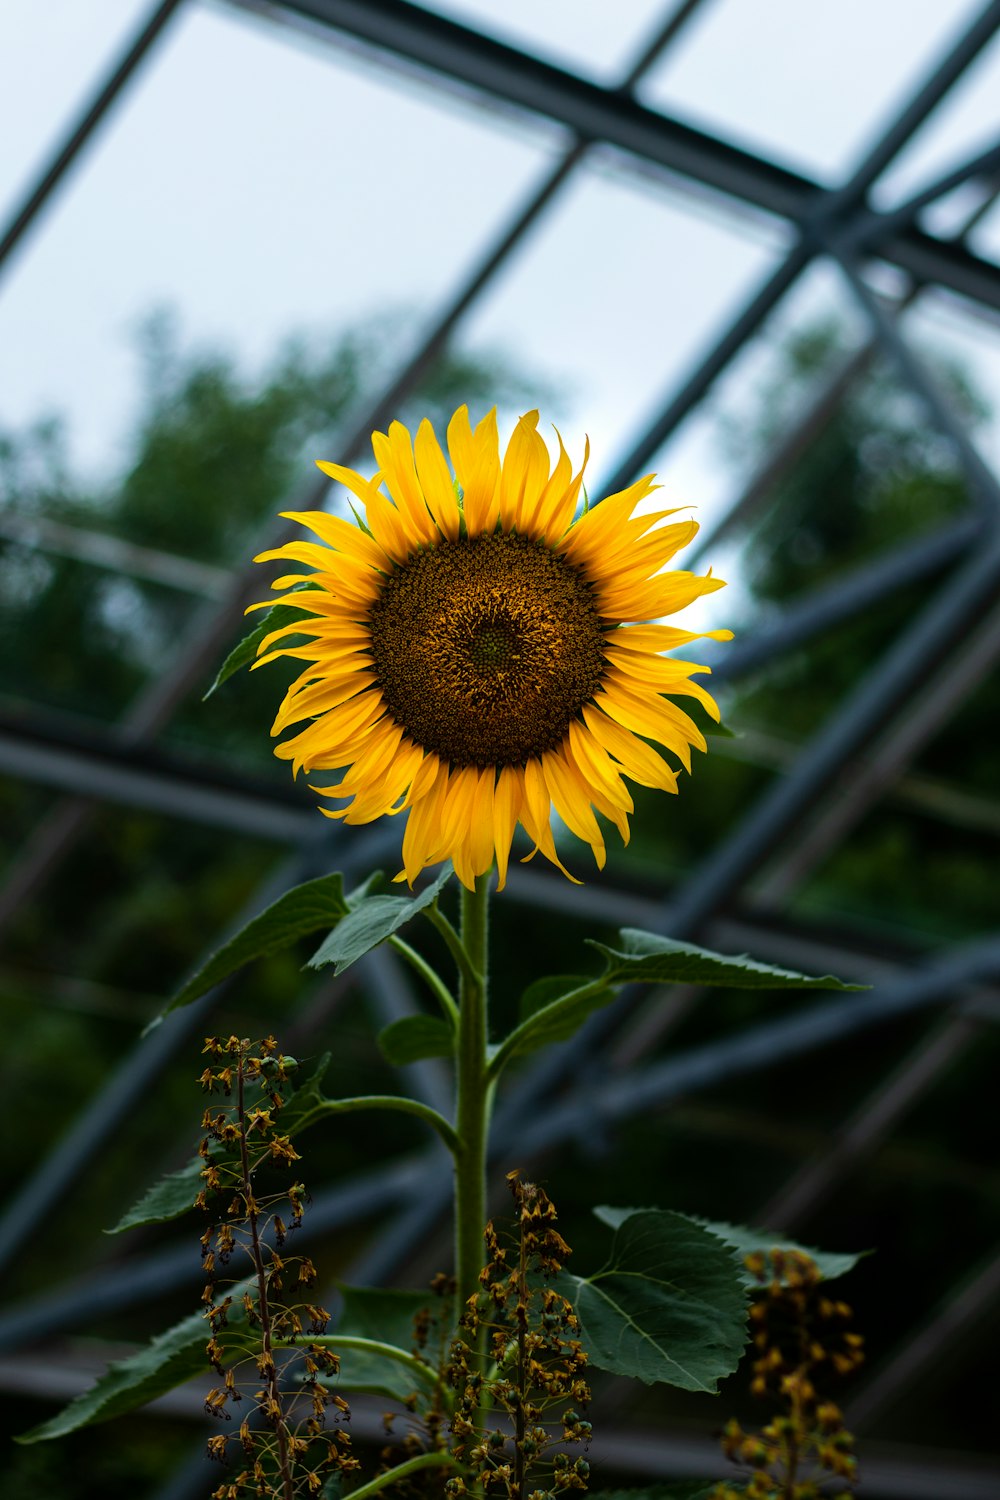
[558,1210,748,1393]
[512,974,617,1055]
[109,1055,332,1234]
[203,587,323,700]
[377,1014,454,1066]
[18,1296,252,1441]
[335,1285,442,1402]
[308,865,453,975]
[159,872,379,1022]
[593,1206,863,1285]
[590,929,865,993]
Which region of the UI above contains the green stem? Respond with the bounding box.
[276,1334,449,1400]
[341,1451,462,1500]
[454,873,492,1318]
[486,977,611,1083]
[301,1095,460,1155]
[390,934,460,1027]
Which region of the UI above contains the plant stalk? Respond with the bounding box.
[454,872,492,1317]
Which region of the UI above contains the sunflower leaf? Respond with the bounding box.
[308,865,454,975]
[156,873,380,1025]
[512,974,617,1055]
[202,585,325,700]
[377,1014,454,1066]
[334,1285,443,1403]
[557,1210,748,1392]
[17,1294,254,1441]
[108,1055,332,1233]
[593,1208,864,1284]
[590,930,866,992]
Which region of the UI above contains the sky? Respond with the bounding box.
[0,0,998,545]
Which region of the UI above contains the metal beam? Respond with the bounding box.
[258,0,1000,316]
[0,0,185,276]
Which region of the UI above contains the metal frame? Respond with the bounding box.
[1,1,999,1495]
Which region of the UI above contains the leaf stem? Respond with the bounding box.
[342,1450,463,1500]
[487,977,610,1082]
[426,902,480,996]
[300,1095,461,1155]
[390,934,460,1026]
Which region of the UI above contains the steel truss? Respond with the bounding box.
[1,1,999,1496]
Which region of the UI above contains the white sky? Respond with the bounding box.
[0,0,998,539]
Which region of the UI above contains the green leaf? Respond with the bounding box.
[202,587,323,700]
[593,1208,863,1285]
[590,929,866,992]
[558,1210,748,1393]
[308,865,454,975]
[17,1298,250,1441]
[335,1285,442,1402]
[109,1055,332,1234]
[377,1014,454,1066]
[512,974,617,1055]
[160,872,378,1021]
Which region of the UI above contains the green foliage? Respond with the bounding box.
[333,1284,442,1402]
[590,929,866,992]
[109,1054,333,1232]
[377,1014,454,1066]
[558,1210,749,1392]
[17,1300,248,1443]
[510,972,618,1056]
[203,585,324,700]
[160,871,378,1019]
[593,1207,863,1284]
[308,864,454,974]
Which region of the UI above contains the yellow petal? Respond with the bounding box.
[414,418,460,541]
[447,406,500,536]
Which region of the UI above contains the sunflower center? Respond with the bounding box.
[368,533,606,768]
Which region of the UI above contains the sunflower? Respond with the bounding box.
[251,407,730,890]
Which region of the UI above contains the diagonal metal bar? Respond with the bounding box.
[833,248,1000,513]
[600,0,1000,494]
[758,1008,984,1230]
[0,0,185,276]
[846,1246,1000,1432]
[710,514,985,684]
[754,592,1000,903]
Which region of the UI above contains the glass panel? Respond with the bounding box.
[452,156,782,494]
[0,2,553,480]
[872,28,1000,208]
[639,0,986,184]
[0,0,150,222]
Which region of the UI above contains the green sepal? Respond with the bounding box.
[558,1209,748,1393]
[308,864,454,975]
[593,1207,864,1284]
[590,929,866,992]
[155,872,379,1025]
[202,584,324,700]
[377,1014,454,1066]
[108,1055,332,1234]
